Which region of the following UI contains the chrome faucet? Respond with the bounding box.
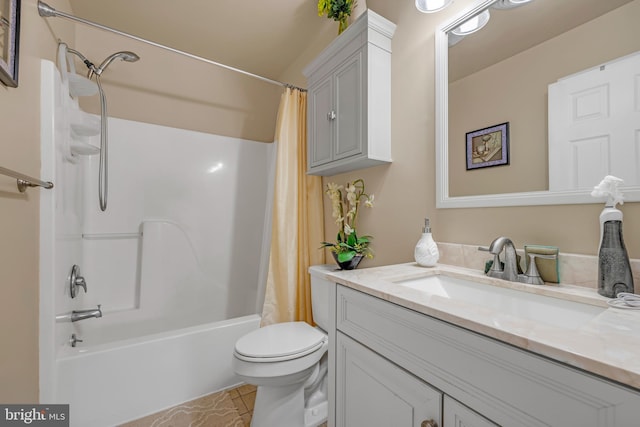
[480,237,557,286]
[71,304,102,322]
[486,237,520,282]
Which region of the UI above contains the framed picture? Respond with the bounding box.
[466,122,509,170]
[0,0,20,87]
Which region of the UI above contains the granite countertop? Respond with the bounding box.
[311,262,640,390]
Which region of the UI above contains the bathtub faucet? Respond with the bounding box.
[71,304,102,322]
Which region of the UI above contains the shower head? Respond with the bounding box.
[89,51,140,79]
[66,46,98,73]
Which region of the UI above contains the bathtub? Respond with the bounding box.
[55,314,259,427]
[39,60,273,427]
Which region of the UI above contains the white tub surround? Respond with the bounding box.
[312,262,640,390]
[39,59,273,427]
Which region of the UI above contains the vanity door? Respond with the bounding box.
[443,396,498,427]
[335,331,442,427]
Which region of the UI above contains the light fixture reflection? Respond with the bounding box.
[451,9,491,36]
[448,32,465,47]
[415,0,453,13]
[207,162,224,173]
[492,0,533,10]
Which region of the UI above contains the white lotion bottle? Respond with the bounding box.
[414,218,439,267]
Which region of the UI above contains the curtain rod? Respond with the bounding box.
[37,1,306,92]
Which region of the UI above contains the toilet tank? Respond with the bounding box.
[309,266,333,331]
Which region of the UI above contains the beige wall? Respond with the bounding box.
[74,27,282,143]
[449,1,640,196]
[0,0,74,403]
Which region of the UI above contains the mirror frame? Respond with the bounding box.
[435,0,640,208]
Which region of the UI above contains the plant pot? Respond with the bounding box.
[332,252,364,270]
[338,16,349,34]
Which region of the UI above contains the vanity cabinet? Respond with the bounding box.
[334,284,640,427]
[336,332,442,426]
[303,10,395,176]
[443,396,498,427]
[336,331,494,427]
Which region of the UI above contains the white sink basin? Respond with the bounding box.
[394,274,606,329]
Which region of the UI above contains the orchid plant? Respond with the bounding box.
[318,0,355,34]
[321,178,374,263]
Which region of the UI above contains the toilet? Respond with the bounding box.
[233,270,330,427]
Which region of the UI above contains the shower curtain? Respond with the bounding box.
[262,87,325,325]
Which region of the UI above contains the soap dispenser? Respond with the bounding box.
[591,175,634,298]
[415,218,439,267]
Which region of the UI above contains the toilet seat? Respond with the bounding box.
[234,322,327,362]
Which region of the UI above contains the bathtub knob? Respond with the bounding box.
[70,333,83,348]
[69,264,88,298]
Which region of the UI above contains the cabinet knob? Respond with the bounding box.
[327,110,336,121]
[421,420,438,427]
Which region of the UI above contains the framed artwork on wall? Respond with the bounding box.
[466,122,509,170]
[0,0,20,87]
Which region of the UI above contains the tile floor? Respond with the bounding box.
[228,384,257,426]
[120,388,245,426]
[121,383,327,427]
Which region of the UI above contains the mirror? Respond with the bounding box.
[435,0,640,208]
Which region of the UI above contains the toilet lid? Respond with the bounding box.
[235,322,327,361]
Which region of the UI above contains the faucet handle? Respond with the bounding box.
[521,253,557,285]
[479,246,503,275]
[69,264,88,298]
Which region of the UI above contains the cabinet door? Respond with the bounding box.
[444,396,499,427]
[336,332,441,427]
[334,51,363,161]
[308,74,334,168]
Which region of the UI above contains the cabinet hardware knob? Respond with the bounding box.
[327,110,336,120]
[421,420,438,427]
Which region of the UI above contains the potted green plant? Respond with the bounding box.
[318,0,355,34]
[321,178,374,269]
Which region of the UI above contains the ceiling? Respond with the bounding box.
[61,0,635,84]
[65,0,330,81]
[449,0,634,81]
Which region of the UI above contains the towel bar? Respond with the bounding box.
[0,165,54,192]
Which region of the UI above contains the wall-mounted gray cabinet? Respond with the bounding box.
[303,10,395,176]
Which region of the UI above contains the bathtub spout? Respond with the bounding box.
[71,304,102,322]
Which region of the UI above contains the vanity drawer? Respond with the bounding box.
[336,285,640,427]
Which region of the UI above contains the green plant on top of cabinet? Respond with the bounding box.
[303,10,396,176]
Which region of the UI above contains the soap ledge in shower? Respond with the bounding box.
[69,108,100,156]
[70,108,100,136]
[69,138,99,156]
